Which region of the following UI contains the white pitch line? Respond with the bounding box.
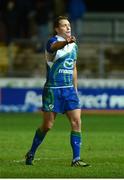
[12,157,67,163]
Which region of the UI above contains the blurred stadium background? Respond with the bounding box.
[0,0,124,112]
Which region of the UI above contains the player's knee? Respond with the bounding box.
[71,118,81,130]
[43,122,53,132]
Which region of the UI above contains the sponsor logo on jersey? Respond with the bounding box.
[63,59,74,69]
[58,59,74,74]
[58,69,73,74]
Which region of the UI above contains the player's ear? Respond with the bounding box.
[55,27,59,34]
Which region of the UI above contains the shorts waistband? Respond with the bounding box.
[44,85,73,89]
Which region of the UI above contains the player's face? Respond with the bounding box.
[55,19,71,39]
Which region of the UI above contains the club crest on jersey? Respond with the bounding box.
[63,59,74,69]
[49,104,54,110]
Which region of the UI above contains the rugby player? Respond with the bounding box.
[25,16,89,167]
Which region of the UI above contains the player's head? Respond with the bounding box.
[53,16,71,39]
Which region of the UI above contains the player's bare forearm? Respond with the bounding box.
[50,36,76,52]
[51,41,67,52]
[73,64,78,92]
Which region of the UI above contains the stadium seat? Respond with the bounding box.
[0,44,9,75]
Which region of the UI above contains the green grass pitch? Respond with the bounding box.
[0,112,124,178]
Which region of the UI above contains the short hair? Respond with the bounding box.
[53,16,69,28]
[53,16,69,35]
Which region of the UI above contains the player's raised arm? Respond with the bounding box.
[50,36,76,52]
[50,41,67,52]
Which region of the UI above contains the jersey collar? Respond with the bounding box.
[56,35,66,41]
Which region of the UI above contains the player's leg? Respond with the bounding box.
[66,109,89,167]
[29,111,57,155]
[25,111,56,165]
[66,109,81,161]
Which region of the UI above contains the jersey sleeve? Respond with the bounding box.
[74,44,78,61]
[46,36,57,53]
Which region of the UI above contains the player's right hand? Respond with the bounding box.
[66,36,76,44]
